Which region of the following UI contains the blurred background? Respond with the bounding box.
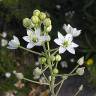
[0,0,96,96]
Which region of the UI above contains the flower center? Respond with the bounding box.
[63,41,70,47]
[32,35,38,43]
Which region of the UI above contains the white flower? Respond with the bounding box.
[63,24,81,37]
[33,67,42,79]
[14,72,24,80]
[2,32,7,38]
[77,56,84,65]
[23,28,50,49]
[7,36,20,49]
[76,67,85,76]
[5,72,11,78]
[54,32,78,54]
[1,39,8,47]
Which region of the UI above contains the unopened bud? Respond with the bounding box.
[33,67,42,76]
[15,73,24,80]
[76,67,85,76]
[50,55,55,62]
[31,16,40,24]
[77,56,84,65]
[55,54,61,62]
[53,68,59,74]
[79,84,83,91]
[44,18,51,26]
[39,57,46,64]
[39,12,46,20]
[33,9,40,16]
[46,25,52,32]
[23,18,32,28]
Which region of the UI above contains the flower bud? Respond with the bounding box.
[46,25,52,32]
[33,9,40,16]
[53,68,59,74]
[39,57,46,64]
[33,67,42,76]
[79,84,83,91]
[76,67,85,76]
[39,12,46,20]
[77,56,84,65]
[15,73,24,80]
[50,55,55,62]
[33,69,41,79]
[44,18,51,27]
[31,16,40,24]
[23,18,32,28]
[55,54,61,62]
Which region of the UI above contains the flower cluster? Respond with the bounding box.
[7,10,51,49]
[54,24,81,54]
[6,9,85,96]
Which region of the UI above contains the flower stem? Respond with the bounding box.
[55,64,79,96]
[73,89,81,96]
[46,42,56,96]
[23,77,49,85]
[19,46,42,56]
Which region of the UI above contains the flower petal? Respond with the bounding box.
[27,43,34,49]
[64,34,73,42]
[7,46,17,49]
[13,36,20,45]
[40,35,50,42]
[27,29,33,36]
[73,29,81,37]
[63,24,71,34]
[67,47,75,54]
[54,38,63,46]
[35,28,41,37]
[71,42,79,48]
[35,41,41,46]
[58,32,64,40]
[59,46,66,54]
[23,36,30,42]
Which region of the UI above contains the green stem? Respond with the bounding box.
[56,73,77,77]
[56,79,64,96]
[19,46,42,56]
[23,77,49,85]
[56,65,79,96]
[52,49,59,56]
[73,89,81,96]
[55,73,77,87]
[47,42,55,96]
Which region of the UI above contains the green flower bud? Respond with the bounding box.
[23,18,32,28]
[53,68,59,74]
[46,25,52,32]
[39,12,46,20]
[55,54,61,62]
[44,18,51,26]
[39,57,46,64]
[50,55,55,62]
[31,16,40,24]
[33,9,40,16]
